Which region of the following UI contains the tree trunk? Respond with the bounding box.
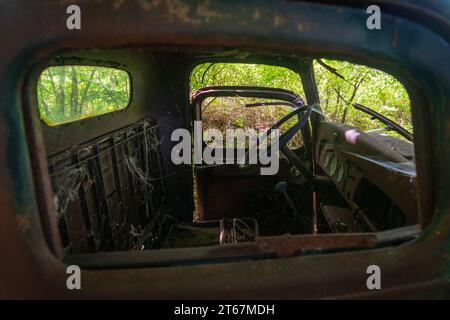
[56,67,67,117]
[70,67,79,116]
[78,68,96,115]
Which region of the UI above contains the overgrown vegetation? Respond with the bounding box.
[190,60,412,139]
[37,66,130,126]
[313,60,412,133]
[37,60,411,134]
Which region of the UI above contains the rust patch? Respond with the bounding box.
[252,9,262,21]
[273,14,285,27]
[16,215,31,234]
[138,0,201,26]
[196,0,229,21]
[256,233,378,258]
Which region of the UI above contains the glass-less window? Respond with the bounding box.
[37,66,131,126]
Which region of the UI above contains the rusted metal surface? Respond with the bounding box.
[256,233,377,258]
[48,118,167,254]
[0,0,448,299]
[315,121,418,228]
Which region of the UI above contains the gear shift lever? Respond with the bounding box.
[275,181,300,217]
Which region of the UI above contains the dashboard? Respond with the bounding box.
[315,121,418,230]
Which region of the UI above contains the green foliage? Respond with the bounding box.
[38,61,412,137]
[313,59,412,133]
[191,63,305,148]
[202,97,303,148]
[191,63,304,95]
[190,61,412,142]
[37,66,130,126]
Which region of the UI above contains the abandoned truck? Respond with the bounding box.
[0,0,449,299]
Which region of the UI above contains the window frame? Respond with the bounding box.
[37,65,133,127]
[35,60,133,128]
[4,0,446,298]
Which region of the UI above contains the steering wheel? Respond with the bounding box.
[241,104,314,180]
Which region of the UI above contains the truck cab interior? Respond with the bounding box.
[3,0,448,299]
[28,49,419,266]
